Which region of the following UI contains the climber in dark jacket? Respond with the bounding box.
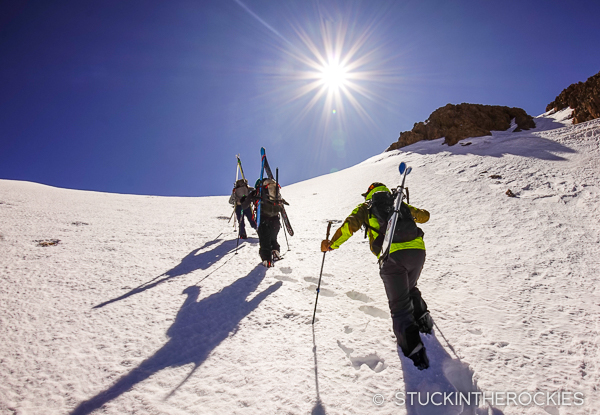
[242,178,288,267]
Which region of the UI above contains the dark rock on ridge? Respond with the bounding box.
[546,71,600,124]
[386,103,536,151]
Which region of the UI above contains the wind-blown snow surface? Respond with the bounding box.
[1,112,599,415]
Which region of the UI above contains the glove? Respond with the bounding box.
[321,239,333,252]
[240,195,247,203]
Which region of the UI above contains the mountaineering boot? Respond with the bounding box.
[408,343,429,370]
[416,311,433,334]
[272,250,282,261]
[261,260,273,268]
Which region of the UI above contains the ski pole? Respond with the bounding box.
[231,154,240,229]
[231,202,237,231]
[433,320,461,362]
[282,218,290,252]
[235,206,245,254]
[312,221,333,325]
[235,219,241,254]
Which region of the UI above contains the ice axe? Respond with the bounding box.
[312,221,333,325]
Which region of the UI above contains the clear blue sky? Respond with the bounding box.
[1,0,599,196]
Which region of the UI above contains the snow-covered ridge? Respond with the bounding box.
[1,113,599,414]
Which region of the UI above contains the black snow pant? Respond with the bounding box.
[379,249,428,356]
[235,205,257,238]
[257,215,280,261]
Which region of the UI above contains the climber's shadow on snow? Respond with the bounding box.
[400,332,503,415]
[73,265,281,415]
[162,238,252,277]
[93,238,255,309]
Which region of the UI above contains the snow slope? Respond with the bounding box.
[1,111,599,415]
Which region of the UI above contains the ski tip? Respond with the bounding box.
[399,162,406,174]
[261,147,266,156]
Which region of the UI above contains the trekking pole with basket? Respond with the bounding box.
[312,221,333,325]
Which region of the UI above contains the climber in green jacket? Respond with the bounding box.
[322,182,433,370]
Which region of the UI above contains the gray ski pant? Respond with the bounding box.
[379,249,428,356]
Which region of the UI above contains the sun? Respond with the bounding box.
[246,5,399,133]
[320,61,348,90]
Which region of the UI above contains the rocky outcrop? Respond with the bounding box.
[386,103,536,151]
[546,71,600,124]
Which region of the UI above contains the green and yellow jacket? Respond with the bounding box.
[329,186,429,257]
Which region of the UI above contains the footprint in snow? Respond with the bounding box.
[345,290,373,303]
[283,312,301,320]
[280,267,292,274]
[337,340,387,373]
[359,305,388,319]
[274,275,296,283]
[468,329,482,335]
[304,276,327,285]
[307,284,335,297]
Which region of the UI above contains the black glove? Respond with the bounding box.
[240,195,247,203]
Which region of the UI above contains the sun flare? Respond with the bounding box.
[250,4,399,137]
[320,61,348,90]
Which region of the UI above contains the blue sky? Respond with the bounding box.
[1,0,599,196]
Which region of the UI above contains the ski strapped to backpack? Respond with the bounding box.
[256,150,267,227]
[230,154,249,205]
[378,162,412,267]
[257,147,294,236]
[236,154,246,180]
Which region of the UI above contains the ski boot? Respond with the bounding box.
[408,343,429,370]
[416,311,433,334]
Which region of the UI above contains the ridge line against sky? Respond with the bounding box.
[1,0,599,196]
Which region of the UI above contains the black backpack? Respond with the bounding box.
[367,191,423,250]
[370,191,393,221]
[255,178,283,217]
[393,202,423,243]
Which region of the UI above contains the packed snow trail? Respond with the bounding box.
[1,112,599,414]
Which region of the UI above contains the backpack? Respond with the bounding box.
[235,178,248,188]
[367,190,423,249]
[262,178,279,201]
[232,179,250,205]
[255,178,283,217]
[393,202,423,243]
[370,191,394,223]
